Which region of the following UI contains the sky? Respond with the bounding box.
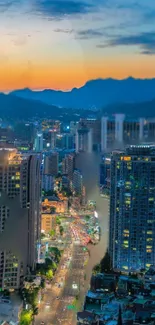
[0,0,155,91]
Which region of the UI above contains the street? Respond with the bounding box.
[35,222,88,325]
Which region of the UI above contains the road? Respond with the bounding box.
[35,222,88,325]
[35,152,110,324]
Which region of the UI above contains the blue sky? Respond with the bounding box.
[0,0,155,90]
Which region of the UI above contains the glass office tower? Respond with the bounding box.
[109,145,155,272]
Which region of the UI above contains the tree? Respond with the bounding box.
[20,310,33,325]
[85,215,90,222]
[117,305,123,325]
[92,263,101,275]
[49,229,56,238]
[50,207,56,214]
[100,250,112,273]
[56,217,61,225]
[40,279,45,289]
[41,233,46,239]
[59,225,64,236]
[46,269,53,280]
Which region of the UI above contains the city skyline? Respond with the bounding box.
[1,0,155,91]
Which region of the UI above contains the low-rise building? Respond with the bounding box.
[91,274,116,292]
[0,296,22,325]
[42,197,68,213]
[77,311,100,324]
[41,213,56,233]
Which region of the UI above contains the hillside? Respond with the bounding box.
[10,77,155,109]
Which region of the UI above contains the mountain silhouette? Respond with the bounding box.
[10,77,155,109]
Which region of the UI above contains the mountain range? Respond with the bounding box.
[10,77,155,110]
[0,93,92,120]
[1,77,155,119]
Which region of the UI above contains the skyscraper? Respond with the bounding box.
[34,132,43,152]
[44,152,59,176]
[109,145,155,272]
[76,129,92,153]
[73,169,83,195]
[0,148,42,289]
[62,154,75,181]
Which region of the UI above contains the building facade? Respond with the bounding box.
[41,213,56,233]
[100,155,111,196]
[62,154,75,181]
[76,129,93,153]
[42,174,54,192]
[73,169,83,195]
[109,145,155,272]
[0,148,42,289]
[44,152,59,176]
[79,119,101,151]
[34,132,43,152]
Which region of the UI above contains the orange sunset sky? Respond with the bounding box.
[0,0,155,91]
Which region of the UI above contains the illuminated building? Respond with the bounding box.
[100,155,111,196]
[42,197,68,213]
[42,120,60,132]
[41,213,56,233]
[101,115,155,152]
[44,152,59,176]
[0,148,42,289]
[109,145,155,272]
[34,132,43,152]
[62,154,75,181]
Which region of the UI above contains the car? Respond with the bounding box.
[56,296,59,299]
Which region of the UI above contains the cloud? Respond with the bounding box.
[34,0,93,19]
[54,28,74,33]
[76,28,105,39]
[96,31,155,55]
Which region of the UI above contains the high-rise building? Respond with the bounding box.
[44,152,59,176]
[73,169,83,195]
[42,174,54,192]
[34,132,43,152]
[62,154,75,181]
[79,118,101,151]
[109,145,155,272]
[0,148,42,289]
[100,155,111,196]
[76,129,92,153]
